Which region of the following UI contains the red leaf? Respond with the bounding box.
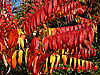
[41,7,45,23]
[64,5,68,14]
[68,4,70,11]
[7,30,13,47]
[66,26,69,32]
[82,60,85,72]
[44,3,48,15]
[37,11,40,27]
[34,15,37,29]
[74,47,78,58]
[62,33,66,46]
[7,58,11,65]
[8,29,18,48]
[77,8,84,15]
[85,48,88,58]
[52,35,57,50]
[28,55,33,72]
[52,28,57,35]
[86,61,89,71]
[74,30,79,47]
[78,24,82,29]
[70,26,74,31]
[44,37,49,51]
[68,31,74,48]
[73,2,77,9]
[88,49,91,58]
[82,49,85,59]
[61,27,66,33]
[71,2,74,10]
[58,0,62,5]
[90,62,93,71]
[79,28,85,44]
[33,56,38,75]
[57,34,62,50]
[28,19,32,35]
[7,7,17,24]
[67,15,69,23]
[30,37,39,52]
[31,16,34,31]
[56,28,62,33]
[78,44,82,59]
[82,23,85,28]
[93,48,96,56]
[89,27,94,43]
[25,20,29,36]
[83,40,93,51]
[22,20,25,30]
[48,0,52,17]
[53,0,57,11]
[49,36,52,49]
[74,25,78,30]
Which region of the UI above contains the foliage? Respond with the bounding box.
[0,0,100,75]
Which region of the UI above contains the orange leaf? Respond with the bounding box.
[62,49,67,65]
[12,51,17,69]
[20,34,25,48]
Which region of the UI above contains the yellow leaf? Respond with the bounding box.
[50,54,53,64]
[17,27,24,36]
[18,37,21,49]
[12,51,17,69]
[48,28,51,36]
[0,43,2,54]
[69,58,72,70]
[82,60,85,72]
[55,54,60,69]
[50,54,56,74]
[25,48,29,65]
[18,50,23,65]
[62,49,64,54]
